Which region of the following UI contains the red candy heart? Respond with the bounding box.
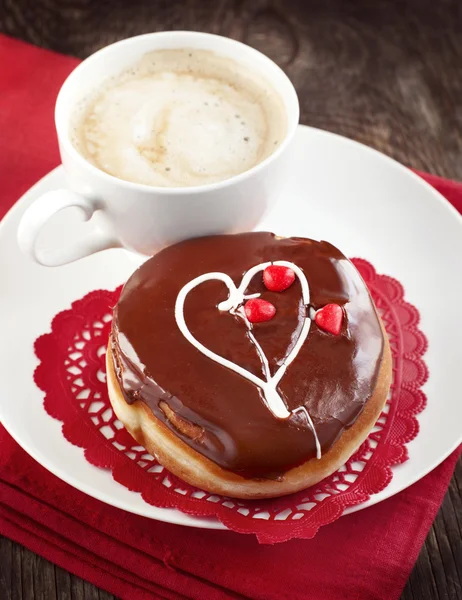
[315,304,343,335]
[244,298,276,323]
[263,265,296,292]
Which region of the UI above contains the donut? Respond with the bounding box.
[108,232,392,499]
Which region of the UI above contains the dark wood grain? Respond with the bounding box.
[0,0,461,599]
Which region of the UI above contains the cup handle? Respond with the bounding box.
[17,189,121,266]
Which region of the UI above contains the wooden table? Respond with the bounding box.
[0,1,461,598]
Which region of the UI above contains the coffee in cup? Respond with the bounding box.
[18,31,299,266]
[70,49,287,188]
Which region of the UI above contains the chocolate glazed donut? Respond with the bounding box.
[107,233,392,498]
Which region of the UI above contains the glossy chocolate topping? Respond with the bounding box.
[112,233,385,478]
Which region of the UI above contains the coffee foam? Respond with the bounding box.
[70,49,287,187]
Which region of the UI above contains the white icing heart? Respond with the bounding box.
[175,261,321,458]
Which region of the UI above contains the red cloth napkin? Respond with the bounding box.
[0,33,461,600]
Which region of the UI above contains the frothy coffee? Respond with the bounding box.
[70,49,287,187]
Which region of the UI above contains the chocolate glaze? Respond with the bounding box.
[112,233,384,478]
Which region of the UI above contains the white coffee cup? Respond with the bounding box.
[17,31,299,267]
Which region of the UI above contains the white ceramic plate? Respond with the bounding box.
[1,125,461,530]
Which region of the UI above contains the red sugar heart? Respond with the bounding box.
[263,265,296,292]
[315,304,344,335]
[244,298,276,323]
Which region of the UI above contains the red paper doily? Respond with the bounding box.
[34,259,428,543]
